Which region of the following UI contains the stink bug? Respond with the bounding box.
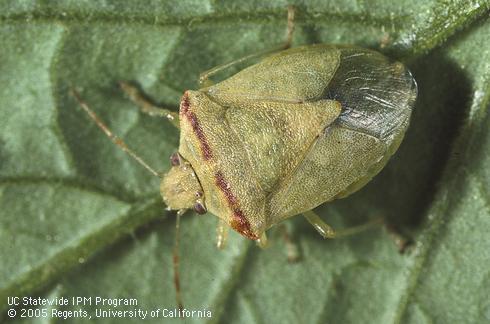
[71,6,417,310]
[164,43,417,242]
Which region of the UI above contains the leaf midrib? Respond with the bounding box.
[392,77,490,323]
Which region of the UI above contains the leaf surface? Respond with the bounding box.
[1,1,489,323]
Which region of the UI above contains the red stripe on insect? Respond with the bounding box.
[180,92,213,160]
[214,171,258,240]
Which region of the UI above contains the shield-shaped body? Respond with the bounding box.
[169,44,417,240]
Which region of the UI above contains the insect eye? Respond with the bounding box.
[193,201,207,215]
[170,152,181,166]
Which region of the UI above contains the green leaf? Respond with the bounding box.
[1,1,489,323]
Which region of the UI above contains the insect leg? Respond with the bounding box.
[70,89,161,178]
[119,82,180,129]
[280,224,300,263]
[333,217,384,238]
[198,5,296,87]
[285,5,295,49]
[198,48,280,87]
[385,223,412,253]
[304,210,385,239]
[257,232,269,249]
[216,219,229,249]
[303,210,336,239]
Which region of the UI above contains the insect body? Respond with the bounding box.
[71,42,417,311]
[161,44,417,241]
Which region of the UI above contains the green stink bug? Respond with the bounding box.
[160,44,417,243]
[73,44,417,249]
[71,8,417,309]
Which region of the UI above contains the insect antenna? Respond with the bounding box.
[70,89,160,178]
[173,209,186,311]
[71,89,187,310]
